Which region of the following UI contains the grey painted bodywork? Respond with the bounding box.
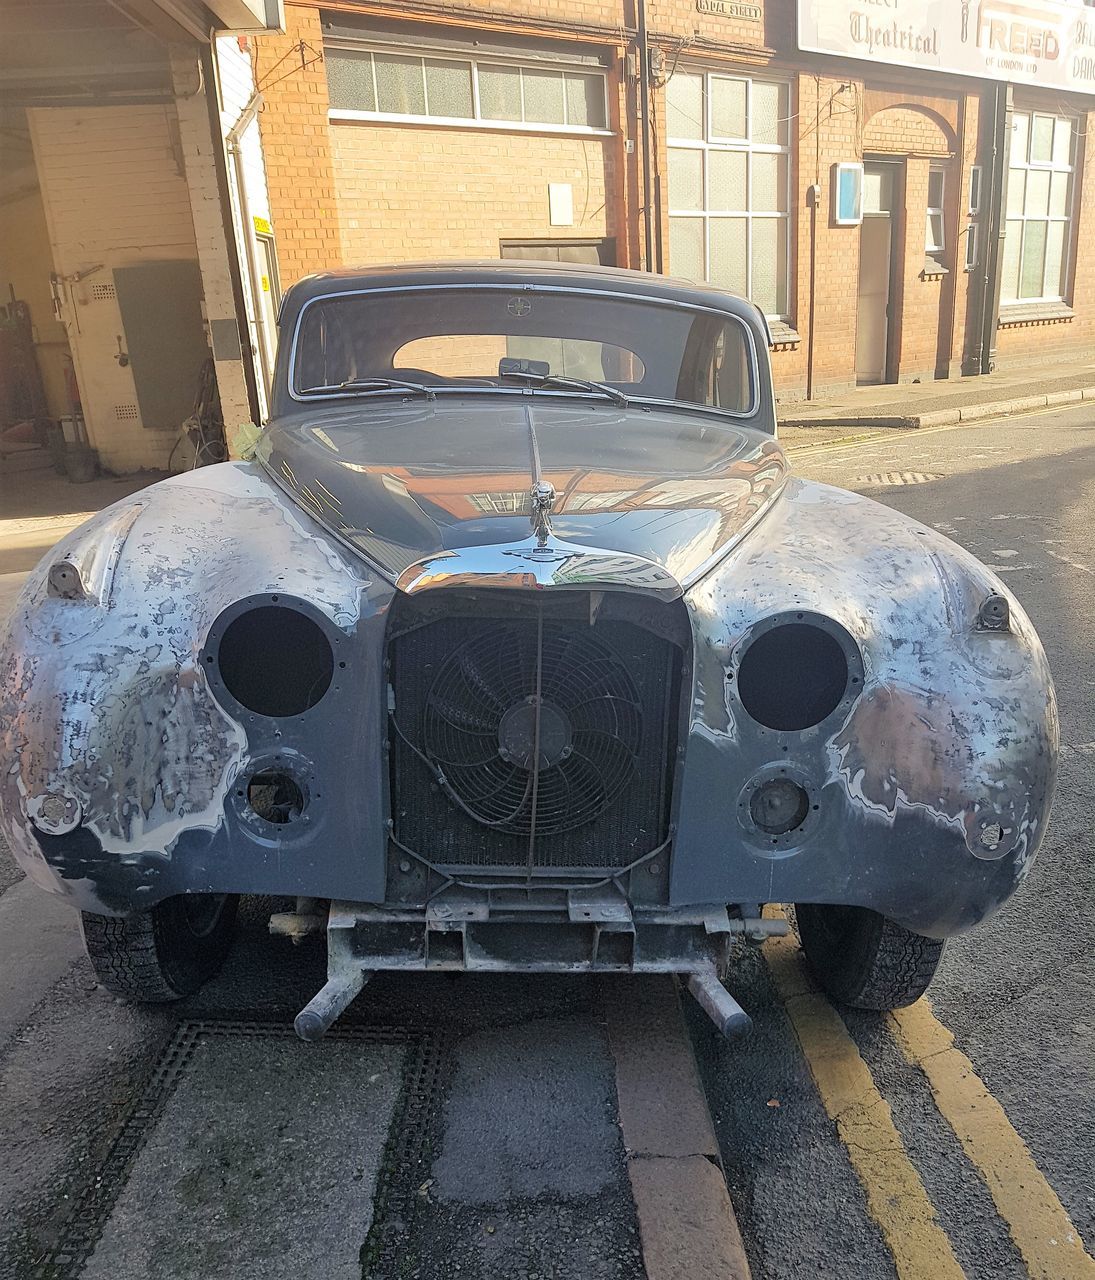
[0,263,1057,941]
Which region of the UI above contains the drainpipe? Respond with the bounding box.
[806,184,819,401]
[978,82,1012,375]
[636,0,656,272]
[226,89,271,410]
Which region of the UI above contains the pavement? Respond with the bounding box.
[2,402,1095,1279]
[777,359,1095,443]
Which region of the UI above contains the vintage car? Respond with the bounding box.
[0,262,1057,1040]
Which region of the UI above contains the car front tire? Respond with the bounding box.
[80,894,238,1002]
[795,903,945,1010]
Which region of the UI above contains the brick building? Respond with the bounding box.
[244,0,1095,403]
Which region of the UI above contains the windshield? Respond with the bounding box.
[291,287,755,414]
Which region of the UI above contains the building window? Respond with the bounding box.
[964,223,979,272]
[325,46,608,132]
[666,71,791,319]
[500,239,616,266]
[968,165,983,215]
[469,492,527,514]
[1001,110,1076,304]
[925,165,945,256]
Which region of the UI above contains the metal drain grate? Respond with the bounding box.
[362,1028,452,1276]
[854,471,943,486]
[32,1019,433,1280]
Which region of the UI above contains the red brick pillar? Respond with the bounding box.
[253,6,343,285]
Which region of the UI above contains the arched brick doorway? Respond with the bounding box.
[857,103,958,385]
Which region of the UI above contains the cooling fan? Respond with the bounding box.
[421,620,642,835]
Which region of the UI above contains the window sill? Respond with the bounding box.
[921,256,949,279]
[768,320,801,349]
[998,301,1075,327]
[328,110,614,139]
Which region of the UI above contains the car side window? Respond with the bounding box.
[675,316,751,414]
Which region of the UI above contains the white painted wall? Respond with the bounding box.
[216,34,278,421]
[171,50,254,439]
[29,103,201,472]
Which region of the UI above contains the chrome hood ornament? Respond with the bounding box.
[530,479,556,545]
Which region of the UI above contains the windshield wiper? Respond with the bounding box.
[499,371,628,407]
[300,377,436,400]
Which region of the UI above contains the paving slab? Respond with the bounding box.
[629,1156,750,1280]
[80,1034,405,1280]
[0,879,83,1048]
[604,976,717,1161]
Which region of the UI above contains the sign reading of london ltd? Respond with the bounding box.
[797,0,1095,95]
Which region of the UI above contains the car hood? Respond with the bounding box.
[255,397,788,594]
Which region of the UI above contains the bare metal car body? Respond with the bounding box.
[0,263,1057,1038]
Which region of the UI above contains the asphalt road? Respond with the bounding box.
[1,409,1093,1279]
[695,404,1095,1279]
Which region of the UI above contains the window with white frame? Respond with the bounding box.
[666,70,791,318]
[324,45,608,131]
[1001,109,1076,304]
[926,165,945,256]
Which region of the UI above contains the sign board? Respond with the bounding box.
[253,215,272,236]
[798,0,1095,96]
[695,1,761,18]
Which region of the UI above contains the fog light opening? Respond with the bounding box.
[750,778,810,836]
[247,770,306,825]
[737,622,851,731]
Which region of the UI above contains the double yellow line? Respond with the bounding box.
[764,925,1095,1280]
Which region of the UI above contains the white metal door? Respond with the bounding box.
[855,163,898,386]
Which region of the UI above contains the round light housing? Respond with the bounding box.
[749,778,810,835]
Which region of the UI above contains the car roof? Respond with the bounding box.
[281,259,761,323]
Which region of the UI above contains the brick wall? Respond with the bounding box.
[253,5,343,283]
[252,0,1094,400]
[331,122,615,264]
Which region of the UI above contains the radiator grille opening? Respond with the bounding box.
[388,592,684,874]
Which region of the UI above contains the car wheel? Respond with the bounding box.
[80,894,239,1002]
[794,903,945,1010]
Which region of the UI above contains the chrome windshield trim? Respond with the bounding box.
[285,282,761,421]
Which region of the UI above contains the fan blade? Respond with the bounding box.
[457,647,508,711]
[556,752,609,818]
[427,694,497,737]
[567,693,642,732]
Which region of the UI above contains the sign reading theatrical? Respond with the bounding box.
[798,0,1095,96]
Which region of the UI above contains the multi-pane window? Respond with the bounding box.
[925,166,945,255]
[325,46,608,131]
[666,71,791,318]
[1001,110,1076,303]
